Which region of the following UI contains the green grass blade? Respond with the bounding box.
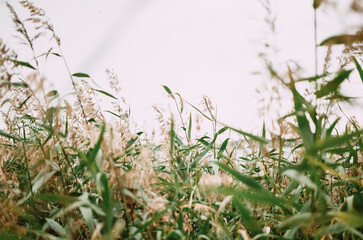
[219,123,269,144]
[72,72,90,78]
[88,123,106,166]
[326,117,340,137]
[93,89,117,100]
[0,81,28,87]
[105,110,121,118]
[162,85,173,95]
[188,113,192,140]
[315,69,353,98]
[217,163,265,191]
[11,59,36,70]
[100,174,113,237]
[0,129,20,141]
[233,197,265,238]
[132,209,168,237]
[217,138,229,159]
[292,87,314,147]
[314,129,363,151]
[45,218,67,237]
[213,186,290,209]
[352,57,363,83]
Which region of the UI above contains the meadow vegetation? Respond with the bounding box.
[0,0,362,239]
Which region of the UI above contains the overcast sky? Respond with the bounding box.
[1,0,362,133]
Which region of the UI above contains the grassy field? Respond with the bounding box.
[0,1,363,239]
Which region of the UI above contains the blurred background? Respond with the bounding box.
[1,0,362,133]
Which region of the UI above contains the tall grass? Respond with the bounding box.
[0,1,362,239]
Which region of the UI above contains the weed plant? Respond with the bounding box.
[0,1,362,239]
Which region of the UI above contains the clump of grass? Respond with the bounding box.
[0,1,362,239]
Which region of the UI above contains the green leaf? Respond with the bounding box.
[126,136,138,149]
[219,123,269,144]
[132,209,168,236]
[0,81,28,87]
[283,169,317,191]
[46,90,59,98]
[204,97,216,121]
[86,122,106,173]
[45,218,67,237]
[233,197,265,238]
[326,118,340,137]
[93,89,117,100]
[259,122,266,157]
[315,69,353,98]
[184,99,213,121]
[11,60,36,70]
[166,230,184,240]
[218,138,229,159]
[0,130,20,141]
[122,188,143,205]
[320,34,363,46]
[80,206,94,232]
[72,72,90,78]
[216,163,265,191]
[292,87,314,147]
[349,227,363,239]
[352,57,363,83]
[329,211,363,228]
[52,52,62,57]
[279,213,313,229]
[32,169,57,193]
[31,230,68,240]
[314,129,363,151]
[163,85,172,95]
[0,143,14,148]
[283,199,312,238]
[352,193,363,213]
[281,180,299,198]
[278,212,330,229]
[18,96,31,109]
[214,186,289,208]
[188,113,192,140]
[105,110,121,118]
[218,126,229,135]
[100,174,113,236]
[297,73,328,82]
[194,134,218,164]
[31,52,61,60]
[170,117,175,159]
[315,223,349,239]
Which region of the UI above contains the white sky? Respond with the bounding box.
[1,0,362,133]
